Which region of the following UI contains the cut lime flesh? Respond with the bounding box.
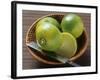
[56,32,77,59]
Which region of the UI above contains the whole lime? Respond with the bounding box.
[36,22,62,52]
[36,17,60,29]
[61,14,84,38]
[56,32,77,58]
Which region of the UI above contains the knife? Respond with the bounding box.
[26,41,80,67]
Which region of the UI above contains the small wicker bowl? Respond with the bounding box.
[26,14,88,65]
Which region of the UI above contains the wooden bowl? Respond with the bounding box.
[26,14,88,65]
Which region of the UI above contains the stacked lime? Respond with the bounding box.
[35,14,84,59]
[36,17,60,29]
[61,14,84,38]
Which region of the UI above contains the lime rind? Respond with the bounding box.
[36,17,60,29]
[61,14,84,38]
[36,22,62,52]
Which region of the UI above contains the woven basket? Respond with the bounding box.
[26,14,88,65]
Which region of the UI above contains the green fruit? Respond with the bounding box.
[36,17,60,29]
[36,22,62,52]
[61,14,84,38]
[56,32,77,59]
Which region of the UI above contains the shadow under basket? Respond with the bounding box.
[26,14,88,65]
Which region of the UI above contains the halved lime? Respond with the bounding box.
[56,32,77,59]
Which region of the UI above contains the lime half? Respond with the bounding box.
[56,32,77,59]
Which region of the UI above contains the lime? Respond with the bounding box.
[61,14,84,38]
[36,17,60,29]
[56,32,77,59]
[36,22,62,52]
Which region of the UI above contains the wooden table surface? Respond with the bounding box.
[22,10,91,69]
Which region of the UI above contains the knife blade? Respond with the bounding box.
[26,41,80,67]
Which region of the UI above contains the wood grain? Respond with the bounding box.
[22,10,91,69]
